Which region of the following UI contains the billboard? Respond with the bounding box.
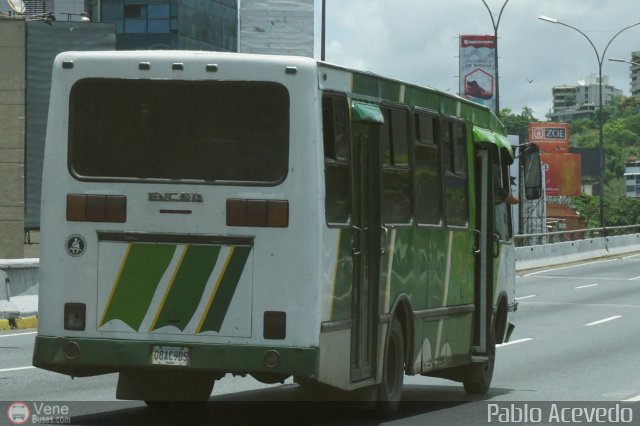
[541,153,582,196]
[529,122,569,153]
[459,35,496,111]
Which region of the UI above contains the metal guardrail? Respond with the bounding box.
[514,224,640,246]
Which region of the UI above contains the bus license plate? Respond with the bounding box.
[151,346,190,367]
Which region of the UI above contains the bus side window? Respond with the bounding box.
[323,94,351,225]
[414,110,442,226]
[380,106,412,225]
[493,152,512,240]
[442,119,469,227]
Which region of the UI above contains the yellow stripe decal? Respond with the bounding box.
[99,243,132,327]
[196,247,236,334]
[149,244,189,331]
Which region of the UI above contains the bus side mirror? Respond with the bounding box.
[523,144,542,200]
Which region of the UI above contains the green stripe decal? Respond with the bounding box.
[100,244,176,330]
[151,245,221,331]
[198,246,251,333]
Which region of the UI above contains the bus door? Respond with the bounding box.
[349,102,384,382]
[473,147,495,355]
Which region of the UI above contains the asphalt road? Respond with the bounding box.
[1,253,639,425]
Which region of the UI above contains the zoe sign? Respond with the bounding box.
[529,122,569,153]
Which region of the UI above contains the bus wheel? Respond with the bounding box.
[377,318,404,417]
[462,327,496,395]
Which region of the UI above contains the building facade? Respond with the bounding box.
[625,158,640,198]
[548,74,623,122]
[86,0,238,51]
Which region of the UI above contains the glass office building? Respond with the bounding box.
[86,0,238,51]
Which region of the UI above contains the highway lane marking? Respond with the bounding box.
[0,366,36,373]
[574,283,599,289]
[0,331,37,338]
[622,253,640,260]
[516,294,536,300]
[623,394,640,402]
[630,275,640,281]
[585,315,622,327]
[522,259,617,277]
[497,338,533,347]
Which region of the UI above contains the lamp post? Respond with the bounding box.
[481,0,510,116]
[538,15,640,229]
[608,57,640,68]
[321,0,326,61]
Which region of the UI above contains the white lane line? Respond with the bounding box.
[623,394,640,402]
[0,366,36,373]
[629,275,640,281]
[575,283,599,289]
[517,294,536,300]
[523,259,617,277]
[0,331,37,338]
[622,253,640,260]
[585,315,622,327]
[497,338,534,348]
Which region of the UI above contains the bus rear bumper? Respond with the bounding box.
[33,335,319,379]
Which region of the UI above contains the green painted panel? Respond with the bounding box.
[404,85,439,111]
[100,244,176,330]
[331,229,354,321]
[378,80,401,102]
[199,246,251,333]
[352,73,378,97]
[151,245,221,331]
[448,231,475,306]
[442,314,473,360]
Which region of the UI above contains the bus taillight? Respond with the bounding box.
[226,199,289,228]
[66,194,127,223]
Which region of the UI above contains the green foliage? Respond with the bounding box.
[499,107,538,143]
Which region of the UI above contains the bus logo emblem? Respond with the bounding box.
[65,234,87,257]
[148,192,204,203]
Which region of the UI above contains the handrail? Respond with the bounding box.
[514,224,640,246]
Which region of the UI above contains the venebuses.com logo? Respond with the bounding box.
[6,402,71,425]
[6,402,30,425]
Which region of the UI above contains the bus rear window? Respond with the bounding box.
[69,79,290,184]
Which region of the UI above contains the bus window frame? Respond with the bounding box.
[322,91,353,228]
[441,115,470,230]
[67,78,291,187]
[413,106,444,229]
[378,101,414,228]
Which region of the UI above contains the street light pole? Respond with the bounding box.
[321,0,326,61]
[538,16,640,228]
[481,0,510,116]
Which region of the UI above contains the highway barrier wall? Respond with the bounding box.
[515,233,640,271]
[0,234,639,326]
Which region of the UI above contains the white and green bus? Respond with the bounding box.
[33,50,541,411]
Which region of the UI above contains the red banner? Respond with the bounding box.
[541,153,582,196]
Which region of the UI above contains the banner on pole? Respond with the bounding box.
[459,35,496,111]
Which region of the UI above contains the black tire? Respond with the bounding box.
[377,318,404,417]
[463,326,496,395]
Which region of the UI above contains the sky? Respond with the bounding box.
[315,0,640,120]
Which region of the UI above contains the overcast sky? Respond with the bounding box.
[315,0,640,120]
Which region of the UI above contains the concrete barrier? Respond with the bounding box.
[516,233,640,271]
[0,259,39,329]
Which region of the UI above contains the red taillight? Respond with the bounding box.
[226,199,288,228]
[66,194,127,223]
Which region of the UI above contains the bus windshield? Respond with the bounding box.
[69,79,290,184]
